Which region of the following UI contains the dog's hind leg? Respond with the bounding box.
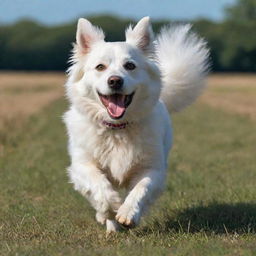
[116,169,165,228]
[96,212,107,225]
[106,219,120,235]
[96,212,121,234]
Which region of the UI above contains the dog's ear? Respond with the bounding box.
[125,17,154,54]
[76,18,105,54]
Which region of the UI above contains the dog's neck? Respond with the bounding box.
[102,120,130,130]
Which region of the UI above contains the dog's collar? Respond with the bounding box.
[102,120,129,130]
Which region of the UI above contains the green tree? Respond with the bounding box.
[225,0,256,24]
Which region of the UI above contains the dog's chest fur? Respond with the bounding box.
[91,127,147,184]
[66,109,160,185]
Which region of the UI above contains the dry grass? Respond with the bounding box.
[1,71,255,140]
[200,73,256,120]
[0,72,65,131]
[0,72,65,156]
[1,72,256,125]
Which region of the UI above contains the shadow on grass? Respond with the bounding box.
[141,203,256,235]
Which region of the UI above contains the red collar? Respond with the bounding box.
[102,120,129,129]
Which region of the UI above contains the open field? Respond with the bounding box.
[0,72,256,128]
[0,72,64,131]
[0,72,65,157]
[0,73,256,255]
[201,74,256,120]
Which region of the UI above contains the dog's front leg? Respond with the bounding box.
[69,162,122,232]
[116,169,165,228]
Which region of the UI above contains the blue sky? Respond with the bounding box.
[0,0,236,25]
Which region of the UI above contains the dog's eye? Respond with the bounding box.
[124,62,136,71]
[95,64,106,71]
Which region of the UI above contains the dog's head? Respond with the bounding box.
[67,17,161,123]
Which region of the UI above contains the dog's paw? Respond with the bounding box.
[115,204,140,228]
[96,212,107,225]
[106,219,120,236]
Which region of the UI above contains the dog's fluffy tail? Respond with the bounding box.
[155,24,210,113]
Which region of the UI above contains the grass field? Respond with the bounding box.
[0,73,256,255]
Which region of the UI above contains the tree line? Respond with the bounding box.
[0,0,255,72]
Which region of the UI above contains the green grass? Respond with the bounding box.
[1,98,256,255]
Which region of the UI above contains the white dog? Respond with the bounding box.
[63,17,209,233]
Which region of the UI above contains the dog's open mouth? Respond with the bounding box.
[98,92,135,119]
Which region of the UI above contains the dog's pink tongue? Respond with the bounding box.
[107,94,126,118]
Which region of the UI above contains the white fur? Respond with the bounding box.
[155,24,210,112]
[63,17,209,232]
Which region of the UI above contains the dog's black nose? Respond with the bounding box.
[108,76,123,90]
